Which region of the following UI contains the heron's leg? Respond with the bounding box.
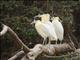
[48,40,51,45]
[43,40,45,45]
[55,40,57,45]
[60,40,62,44]
[48,38,51,45]
[43,38,46,45]
[48,38,51,49]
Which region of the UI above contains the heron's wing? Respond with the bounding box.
[52,21,64,40]
[40,23,51,35]
[35,23,50,37]
[35,21,57,40]
[43,22,57,38]
[36,22,55,36]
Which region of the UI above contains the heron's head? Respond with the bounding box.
[39,14,50,22]
[35,13,50,22]
[51,17,60,21]
[31,15,41,25]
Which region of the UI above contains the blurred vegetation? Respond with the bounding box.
[0,0,80,60]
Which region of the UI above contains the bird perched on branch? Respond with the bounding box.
[51,17,64,44]
[35,13,50,23]
[31,14,57,45]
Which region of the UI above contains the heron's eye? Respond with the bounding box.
[50,20,52,22]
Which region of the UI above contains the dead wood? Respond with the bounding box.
[8,50,25,60]
[0,24,8,36]
[8,27,31,53]
[0,24,79,60]
[0,24,31,53]
[8,44,80,60]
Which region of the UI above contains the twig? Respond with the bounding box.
[8,50,24,60]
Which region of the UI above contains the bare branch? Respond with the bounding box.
[27,44,43,60]
[8,50,24,60]
[43,43,73,55]
[0,24,31,53]
[8,43,79,60]
[27,43,73,60]
[1,24,79,60]
[75,49,80,54]
[21,55,28,60]
[8,27,31,53]
[0,24,8,36]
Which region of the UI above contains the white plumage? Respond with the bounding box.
[37,14,50,23]
[51,17,64,44]
[31,14,57,44]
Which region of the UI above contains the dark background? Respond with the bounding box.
[0,0,80,60]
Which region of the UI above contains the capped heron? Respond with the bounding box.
[31,15,57,45]
[51,17,64,44]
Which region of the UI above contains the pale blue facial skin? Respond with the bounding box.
[31,15,42,25]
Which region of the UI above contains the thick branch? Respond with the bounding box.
[1,24,79,60]
[0,24,31,53]
[21,55,28,60]
[8,27,31,53]
[0,24,8,36]
[8,43,80,60]
[43,43,73,55]
[27,43,74,60]
[8,50,24,60]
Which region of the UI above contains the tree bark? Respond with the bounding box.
[8,44,80,60]
[16,43,74,60]
[0,24,8,36]
[0,24,31,53]
[0,24,79,60]
[8,27,31,53]
[8,51,25,60]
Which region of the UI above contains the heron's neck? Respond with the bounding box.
[41,17,50,23]
[35,20,41,24]
[53,19,59,22]
[35,20,42,27]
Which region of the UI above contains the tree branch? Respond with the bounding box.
[8,27,31,53]
[8,43,80,60]
[1,24,79,60]
[26,43,74,60]
[0,24,8,36]
[8,50,24,60]
[0,24,31,53]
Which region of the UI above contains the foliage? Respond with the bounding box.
[0,1,80,60]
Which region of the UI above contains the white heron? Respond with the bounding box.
[31,14,57,45]
[51,17,64,44]
[34,13,50,23]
